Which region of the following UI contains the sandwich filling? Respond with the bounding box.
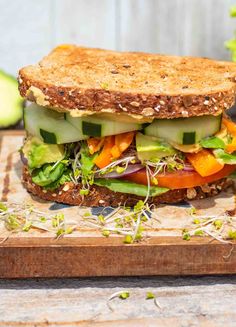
[21,103,236,200]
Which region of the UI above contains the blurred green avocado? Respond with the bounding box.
[0,70,24,128]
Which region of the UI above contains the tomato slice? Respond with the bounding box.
[122,165,236,189]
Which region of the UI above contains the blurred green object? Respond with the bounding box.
[225,37,236,62]
[0,70,24,129]
[225,5,236,61]
[230,5,236,17]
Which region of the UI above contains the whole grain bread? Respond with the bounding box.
[22,166,233,206]
[18,45,236,120]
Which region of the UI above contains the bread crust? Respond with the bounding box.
[18,45,236,119]
[22,166,233,206]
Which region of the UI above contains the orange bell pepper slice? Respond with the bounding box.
[94,136,115,168]
[93,132,135,168]
[87,137,105,155]
[186,149,224,177]
[110,131,135,159]
[223,117,236,136]
[225,137,236,154]
[222,118,236,153]
[115,132,135,152]
[111,145,121,159]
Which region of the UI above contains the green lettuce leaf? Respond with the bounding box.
[45,168,71,190]
[80,142,97,177]
[32,162,66,187]
[213,149,236,164]
[200,136,225,149]
[94,179,169,197]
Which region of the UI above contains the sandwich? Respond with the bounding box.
[18,45,236,207]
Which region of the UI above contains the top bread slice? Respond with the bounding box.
[18,44,236,119]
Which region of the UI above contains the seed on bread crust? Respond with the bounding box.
[187,188,197,199]
[142,107,155,116]
[130,101,140,107]
[181,110,189,117]
[183,96,193,108]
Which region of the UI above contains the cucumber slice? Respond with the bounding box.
[40,129,57,144]
[82,121,101,137]
[144,115,222,145]
[66,114,142,137]
[24,103,88,144]
[183,132,196,145]
[0,70,24,128]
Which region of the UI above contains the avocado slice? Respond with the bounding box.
[136,133,176,162]
[0,70,24,128]
[22,137,65,169]
[94,179,169,197]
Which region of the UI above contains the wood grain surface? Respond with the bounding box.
[0,130,236,278]
[0,276,236,326]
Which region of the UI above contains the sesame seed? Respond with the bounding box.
[203,100,209,105]
[63,184,70,192]
[118,103,127,111]
[159,100,165,105]
[99,200,105,204]
[154,105,160,112]
[214,106,218,110]
[52,193,57,197]
[142,107,155,116]
[223,103,228,108]
[130,101,140,107]
[187,188,197,199]
[201,184,211,193]
[212,97,217,103]
[181,110,189,117]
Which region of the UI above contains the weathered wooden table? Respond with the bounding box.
[0,276,236,326]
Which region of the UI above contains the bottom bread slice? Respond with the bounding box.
[22,166,233,207]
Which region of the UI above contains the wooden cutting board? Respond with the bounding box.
[0,130,236,278]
